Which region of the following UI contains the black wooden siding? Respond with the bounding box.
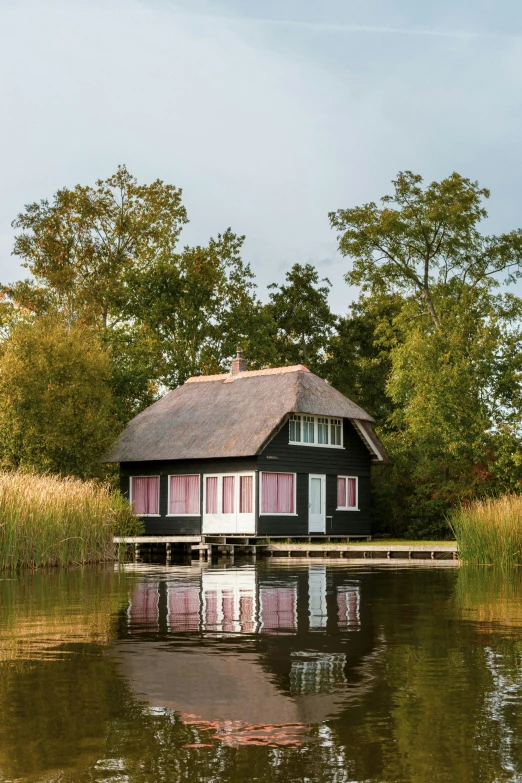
[256,419,371,537]
[120,420,372,536]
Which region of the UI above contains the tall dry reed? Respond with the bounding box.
[449,494,522,566]
[0,471,140,569]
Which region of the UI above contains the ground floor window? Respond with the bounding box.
[130,476,160,516]
[260,472,296,515]
[337,476,358,510]
[169,474,200,515]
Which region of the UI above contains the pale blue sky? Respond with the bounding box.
[1,0,522,312]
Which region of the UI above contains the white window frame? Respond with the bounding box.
[288,414,344,449]
[336,475,359,511]
[259,471,298,516]
[167,474,201,517]
[129,475,161,517]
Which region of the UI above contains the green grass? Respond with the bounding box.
[449,494,522,567]
[0,471,141,570]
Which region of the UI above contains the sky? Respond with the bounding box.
[1,0,522,313]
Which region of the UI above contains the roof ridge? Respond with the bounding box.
[185,364,310,384]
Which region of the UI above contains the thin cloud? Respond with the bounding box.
[187,13,517,41]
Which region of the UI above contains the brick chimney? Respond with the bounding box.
[231,347,247,375]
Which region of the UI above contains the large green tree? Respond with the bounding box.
[0,316,116,478]
[329,170,522,327]
[324,292,402,422]
[128,229,277,386]
[266,263,337,373]
[331,172,522,536]
[4,167,272,421]
[8,165,188,327]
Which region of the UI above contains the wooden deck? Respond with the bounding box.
[114,536,459,564]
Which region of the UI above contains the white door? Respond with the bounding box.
[203,473,255,534]
[309,474,326,533]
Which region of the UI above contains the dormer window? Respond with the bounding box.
[289,415,343,448]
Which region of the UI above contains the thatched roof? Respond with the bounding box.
[105,365,389,463]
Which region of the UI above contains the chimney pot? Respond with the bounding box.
[231,347,247,375]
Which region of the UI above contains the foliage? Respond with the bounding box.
[450,494,522,566]
[9,164,188,327]
[4,167,276,419]
[0,316,116,478]
[0,471,140,570]
[329,170,522,327]
[324,293,401,422]
[130,229,277,386]
[332,171,522,537]
[266,263,337,372]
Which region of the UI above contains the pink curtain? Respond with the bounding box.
[262,472,278,513]
[206,477,218,514]
[278,474,294,513]
[239,594,255,632]
[132,476,159,515]
[168,585,200,631]
[204,589,218,629]
[262,473,294,514]
[260,587,296,634]
[129,583,159,630]
[170,475,199,515]
[337,589,360,629]
[222,476,235,514]
[239,476,253,514]
[222,589,235,633]
[347,478,357,508]
[337,477,346,508]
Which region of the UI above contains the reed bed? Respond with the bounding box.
[449,494,522,567]
[0,471,140,570]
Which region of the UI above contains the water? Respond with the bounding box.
[1,562,522,782]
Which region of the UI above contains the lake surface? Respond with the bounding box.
[1,561,522,782]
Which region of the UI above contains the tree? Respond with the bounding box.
[331,172,522,537]
[266,263,337,372]
[329,171,522,327]
[8,165,188,328]
[0,317,116,478]
[3,168,277,419]
[127,229,277,386]
[324,293,402,422]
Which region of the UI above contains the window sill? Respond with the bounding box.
[289,443,344,449]
[259,512,299,517]
[166,514,201,518]
[134,514,161,517]
[336,507,359,512]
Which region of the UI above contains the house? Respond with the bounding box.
[105,351,389,538]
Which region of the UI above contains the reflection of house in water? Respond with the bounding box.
[126,566,361,637]
[117,565,381,744]
[128,581,160,631]
[290,651,348,694]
